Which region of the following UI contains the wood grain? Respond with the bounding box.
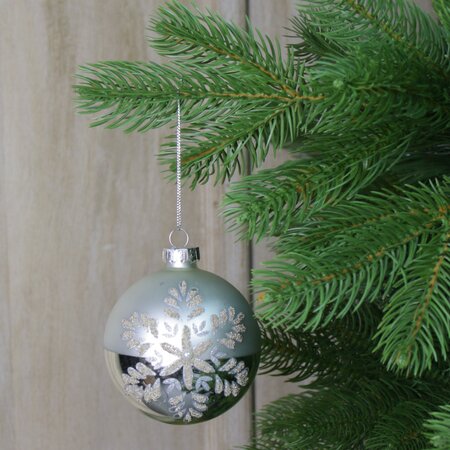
[1,1,250,449]
[0,27,15,445]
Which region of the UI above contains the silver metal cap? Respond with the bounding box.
[162,247,200,268]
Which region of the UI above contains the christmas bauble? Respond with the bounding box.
[104,247,261,424]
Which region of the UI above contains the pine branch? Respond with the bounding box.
[305,43,450,136]
[290,13,347,64]
[259,304,383,385]
[224,130,412,240]
[75,61,181,131]
[376,150,450,188]
[244,377,450,450]
[74,1,450,187]
[274,178,449,252]
[74,3,330,186]
[425,403,450,449]
[254,179,449,375]
[364,400,434,449]
[149,1,295,86]
[293,0,450,77]
[374,231,450,376]
[75,60,316,186]
[433,1,450,36]
[147,2,322,185]
[75,60,303,127]
[161,97,306,187]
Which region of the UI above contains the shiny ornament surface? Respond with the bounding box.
[104,247,261,424]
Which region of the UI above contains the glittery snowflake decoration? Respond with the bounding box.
[119,280,250,422]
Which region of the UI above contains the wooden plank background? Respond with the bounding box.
[0,1,433,449]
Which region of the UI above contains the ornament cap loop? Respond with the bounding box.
[168,227,189,248]
[162,247,200,268]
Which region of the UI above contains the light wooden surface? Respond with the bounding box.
[0,1,434,449]
[1,1,250,450]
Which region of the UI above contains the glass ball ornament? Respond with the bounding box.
[104,247,261,424]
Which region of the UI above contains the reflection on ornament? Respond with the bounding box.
[104,247,261,424]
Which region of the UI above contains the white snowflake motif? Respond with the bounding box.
[159,326,214,390]
[210,306,246,349]
[168,390,209,423]
[120,280,251,422]
[164,280,205,321]
[121,312,158,356]
[122,362,161,403]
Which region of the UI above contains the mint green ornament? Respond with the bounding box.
[104,247,261,424]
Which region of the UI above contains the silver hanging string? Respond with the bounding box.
[169,94,189,248]
[176,97,182,230]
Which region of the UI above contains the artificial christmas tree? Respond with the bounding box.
[75,0,449,447]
